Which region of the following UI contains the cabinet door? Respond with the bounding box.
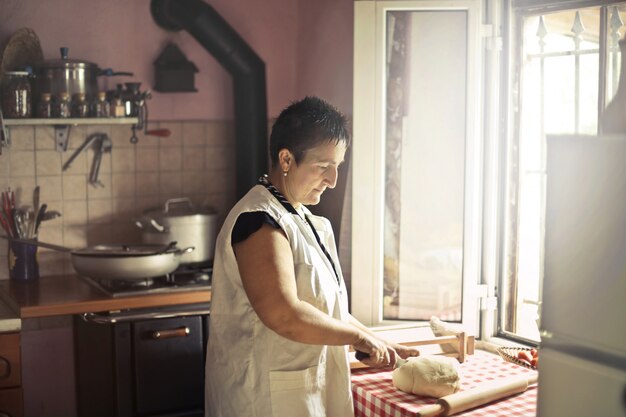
[537,347,626,417]
[0,333,20,389]
[0,387,24,417]
[133,316,204,415]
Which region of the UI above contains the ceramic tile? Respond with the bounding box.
[206,121,234,147]
[0,152,9,178]
[159,171,182,197]
[158,122,183,147]
[205,169,234,194]
[9,126,35,150]
[86,175,112,199]
[61,150,88,175]
[136,196,161,215]
[111,173,135,198]
[135,173,159,196]
[37,225,63,252]
[67,126,91,150]
[110,224,140,243]
[86,224,112,245]
[205,146,234,171]
[182,171,206,195]
[88,199,113,224]
[37,251,67,275]
[62,200,88,226]
[135,148,158,172]
[86,147,111,174]
[9,150,35,177]
[35,150,63,176]
[111,198,136,221]
[159,147,182,171]
[63,226,87,248]
[183,121,206,147]
[35,126,57,150]
[62,175,88,201]
[112,147,135,173]
[182,146,204,171]
[8,177,36,205]
[36,176,63,202]
[109,124,134,149]
[36,207,63,235]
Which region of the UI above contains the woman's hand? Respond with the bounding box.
[389,342,420,360]
[353,331,395,368]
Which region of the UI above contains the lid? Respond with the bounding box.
[74,243,177,257]
[144,198,217,219]
[38,47,98,70]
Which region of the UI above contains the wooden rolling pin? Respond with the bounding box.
[416,374,538,417]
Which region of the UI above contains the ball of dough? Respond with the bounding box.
[392,356,461,398]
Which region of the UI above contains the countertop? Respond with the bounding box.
[0,274,211,319]
[0,297,20,332]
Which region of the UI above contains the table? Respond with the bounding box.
[351,350,537,417]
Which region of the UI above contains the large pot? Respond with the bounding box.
[9,238,194,280]
[34,47,133,103]
[136,198,218,265]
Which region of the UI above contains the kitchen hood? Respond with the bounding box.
[150,0,268,198]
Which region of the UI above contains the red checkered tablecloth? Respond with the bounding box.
[351,350,537,417]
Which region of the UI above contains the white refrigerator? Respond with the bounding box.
[538,134,626,416]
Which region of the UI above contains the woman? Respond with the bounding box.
[205,97,419,417]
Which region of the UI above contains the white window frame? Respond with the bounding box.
[351,0,485,334]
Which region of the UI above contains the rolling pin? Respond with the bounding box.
[416,374,538,417]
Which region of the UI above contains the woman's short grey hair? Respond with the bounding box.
[269,96,350,167]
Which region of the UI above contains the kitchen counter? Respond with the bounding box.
[0,297,20,332]
[0,275,211,319]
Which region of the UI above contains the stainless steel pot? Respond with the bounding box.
[8,238,194,280]
[136,198,218,265]
[34,47,133,103]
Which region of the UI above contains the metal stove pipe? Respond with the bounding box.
[150,0,268,198]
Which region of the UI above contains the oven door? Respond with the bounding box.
[133,316,204,415]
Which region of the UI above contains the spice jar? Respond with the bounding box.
[91,91,110,117]
[71,93,89,117]
[53,92,71,118]
[36,93,53,118]
[1,71,32,118]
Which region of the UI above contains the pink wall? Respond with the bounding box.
[1,0,351,121]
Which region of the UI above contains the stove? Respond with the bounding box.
[81,265,212,297]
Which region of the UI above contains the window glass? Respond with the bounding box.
[382,10,467,321]
[503,3,626,342]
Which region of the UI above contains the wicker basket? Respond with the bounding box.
[497,347,537,370]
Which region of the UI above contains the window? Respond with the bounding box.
[351,0,483,332]
[501,1,626,343]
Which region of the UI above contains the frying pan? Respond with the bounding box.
[3,237,194,280]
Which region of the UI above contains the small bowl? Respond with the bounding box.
[497,347,537,370]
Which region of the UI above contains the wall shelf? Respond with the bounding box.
[2,118,139,151]
[3,117,138,126]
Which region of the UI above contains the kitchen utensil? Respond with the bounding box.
[0,236,194,280]
[415,374,538,417]
[34,203,48,237]
[40,210,61,222]
[137,198,218,265]
[89,135,112,187]
[34,47,133,103]
[0,28,44,74]
[497,346,537,370]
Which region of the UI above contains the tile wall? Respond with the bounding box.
[0,120,236,279]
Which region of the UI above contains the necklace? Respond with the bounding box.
[258,175,341,287]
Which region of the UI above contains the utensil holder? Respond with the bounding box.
[8,238,39,281]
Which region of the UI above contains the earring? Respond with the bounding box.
[283,171,288,177]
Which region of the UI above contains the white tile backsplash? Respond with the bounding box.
[1,120,236,279]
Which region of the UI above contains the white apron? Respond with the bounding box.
[205,185,354,417]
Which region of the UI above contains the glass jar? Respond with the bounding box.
[36,93,53,118]
[53,92,71,118]
[1,71,32,118]
[71,93,89,117]
[91,91,110,117]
